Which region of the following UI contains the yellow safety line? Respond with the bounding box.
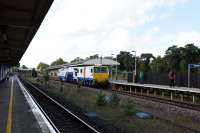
[6,78,13,133]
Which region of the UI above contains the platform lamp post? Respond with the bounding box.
[131,50,137,83]
[111,54,118,81]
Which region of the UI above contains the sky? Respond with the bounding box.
[20,0,200,68]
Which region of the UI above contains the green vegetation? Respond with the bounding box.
[37,62,49,74]
[116,44,200,73]
[28,79,198,133]
[43,70,49,85]
[109,93,120,106]
[36,62,49,85]
[50,58,67,66]
[31,68,37,77]
[96,91,107,106]
[123,98,135,116]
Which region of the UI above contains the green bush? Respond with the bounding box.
[76,87,82,94]
[96,91,107,106]
[123,99,135,116]
[109,93,120,106]
[36,78,40,83]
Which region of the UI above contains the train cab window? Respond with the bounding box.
[94,67,101,73]
[94,67,108,73]
[91,69,93,73]
[80,69,82,73]
[101,67,107,73]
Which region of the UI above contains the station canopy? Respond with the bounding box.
[0,0,53,66]
[48,58,120,71]
[82,58,120,66]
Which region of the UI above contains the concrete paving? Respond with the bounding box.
[110,80,200,93]
[0,77,42,133]
[0,79,10,133]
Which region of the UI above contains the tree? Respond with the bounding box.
[37,62,49,73]
[51,58,66,66]
[164,45,182,71]
[180,44,200,72]
[139,53,154,72]
[162,44,200,72]
[85,54,99,60]
[32,68,37,77]
[117,51,135,71]
[70,57,84,63]
[150,56,165,72]
[104,56,113,59]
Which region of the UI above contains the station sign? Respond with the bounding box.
[189,64,200,68]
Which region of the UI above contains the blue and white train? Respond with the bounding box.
[57,65,110,86]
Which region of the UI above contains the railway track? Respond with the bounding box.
[20,79,99,133]
[51,80,200,133]
[51,79,200,112]
[110,89,200,112]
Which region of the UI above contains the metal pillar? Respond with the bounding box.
[130,86,132,93]
[170,92,173,100]
[110,69,112,80]
[132,50,137,83]
[154,89,156,96]
[193,95,195,103]
[147,89,149,95]
[180,94,183,102]
[162,91,164,97]
[116,57,118,80]
[188,64,190,88]
[120,86,123,91]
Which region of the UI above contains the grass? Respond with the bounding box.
[29,78,199,133]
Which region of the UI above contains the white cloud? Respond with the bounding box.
[128,27,173,56]
[20,0,190,67]
[175,31,200,46]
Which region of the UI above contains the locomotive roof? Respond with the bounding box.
[81,58,120,66]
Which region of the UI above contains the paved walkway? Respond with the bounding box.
[0,76,42,133]
[110,80,200,93]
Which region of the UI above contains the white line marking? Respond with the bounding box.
[26,80,100,133]
[16,76,56,133]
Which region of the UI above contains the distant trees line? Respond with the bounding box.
[117,44,200,73]
[34,43,200,74]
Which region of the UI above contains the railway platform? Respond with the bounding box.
[0,76,53,133]
[109,80,200,104]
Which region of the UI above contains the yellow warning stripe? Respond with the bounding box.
[6,78,13,133]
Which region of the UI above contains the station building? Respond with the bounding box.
[48,58,120,79]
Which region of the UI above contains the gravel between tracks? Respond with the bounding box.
[31,82,122,133]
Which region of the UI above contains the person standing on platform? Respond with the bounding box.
[168,71,176,87]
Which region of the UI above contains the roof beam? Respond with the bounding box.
[0,18,35,29]
[0,3,33,15]
[0,0,54,66]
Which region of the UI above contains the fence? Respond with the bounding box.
[139,72,200,88]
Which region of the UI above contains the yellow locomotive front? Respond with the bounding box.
[93,66,109,87]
